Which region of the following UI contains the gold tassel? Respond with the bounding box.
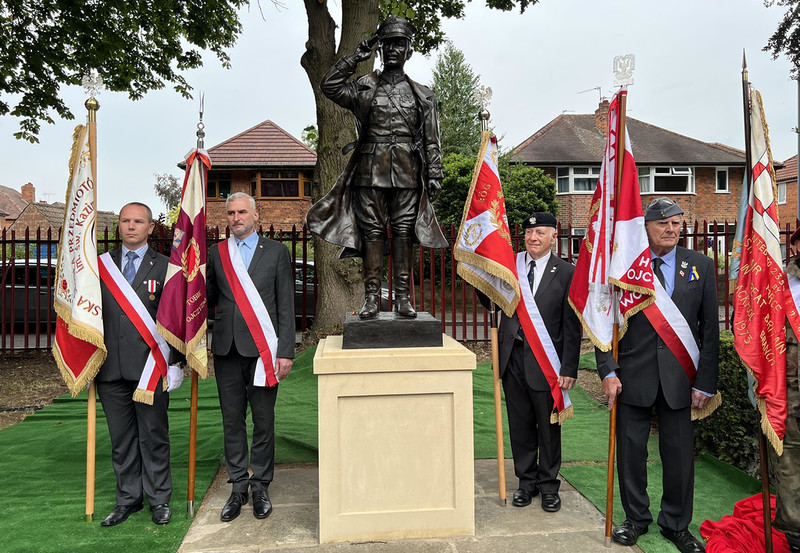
[691,391,722,421]
[551,404,574,425]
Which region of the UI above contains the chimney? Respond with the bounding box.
[20,182,35,203]
[595,100,610,137]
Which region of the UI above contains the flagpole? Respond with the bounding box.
[476,104,508,507]
[742,51,774,553]
[85,96,99,523]
[187,98,205,519]
[603,88,628,546]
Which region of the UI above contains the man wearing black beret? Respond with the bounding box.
[492,212,581,512]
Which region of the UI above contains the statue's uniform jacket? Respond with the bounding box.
[306,55,447,257]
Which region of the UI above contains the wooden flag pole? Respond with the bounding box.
[490,304,507,506]
[187,369,198,518]
[604,85,629,547]
[84,96,100,523]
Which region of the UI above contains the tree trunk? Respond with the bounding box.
[301,0,380,335]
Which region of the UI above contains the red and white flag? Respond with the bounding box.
[52,124,107,393]
[156,149,209,377]
[732,89,787,454]
[569,90,655,350]
[455,132,572,421]
[454,132,520,316]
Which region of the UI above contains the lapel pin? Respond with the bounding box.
[681,260,688,269]
[679,270,685,277]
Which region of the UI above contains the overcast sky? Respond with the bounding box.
[0,0,797,217]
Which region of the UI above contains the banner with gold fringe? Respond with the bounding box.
[732,89,786,455]
[156,149,209,377]
[52,124,107,394]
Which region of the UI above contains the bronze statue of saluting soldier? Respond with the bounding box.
[306,15,448,319]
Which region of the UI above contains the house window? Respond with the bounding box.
[555,166,600,194]
[778,182,787,205]
[250,170,313,199]
[571,227,586,257]
[207,172,232,199]
[716,168,729,193]
[638,167,695,194]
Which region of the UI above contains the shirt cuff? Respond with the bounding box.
[692,388,712,397]
[603,371,617,379]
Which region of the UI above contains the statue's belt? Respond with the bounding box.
[362,135,414,144]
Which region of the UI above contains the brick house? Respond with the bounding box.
[511,101,746,257]
[8,202,117,235]
[0,183,35,229]
[196,120,317,230]
[776,154,799,228]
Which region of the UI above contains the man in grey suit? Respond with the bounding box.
[97,202,184,527]
[207,192,295,522]
[493,212,581,513]
[598,198,719,553]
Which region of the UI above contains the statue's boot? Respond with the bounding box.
[392,237,417,318]
[359,240,383,319]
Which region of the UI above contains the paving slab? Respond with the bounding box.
[178,459,641,553]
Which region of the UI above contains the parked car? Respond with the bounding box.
[0,258,57,329]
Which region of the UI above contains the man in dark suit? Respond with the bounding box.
[97,202,184,527]
[494,212,581,513]
[207,192,295,522]
[598,197,719,553]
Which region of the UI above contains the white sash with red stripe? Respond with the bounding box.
[642,276,700,382]
[515,253,571,417]
[218,237,279,387]
[99,253,170,404]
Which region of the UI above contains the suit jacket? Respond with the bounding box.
[596,246,719,409]
[97,247,170,382]
[207,235,295,360]
[496,255,581,391]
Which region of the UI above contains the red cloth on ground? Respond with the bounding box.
[701,494,789,552]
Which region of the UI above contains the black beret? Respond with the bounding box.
[522,212,557,229]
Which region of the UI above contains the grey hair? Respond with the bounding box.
[226,192,256,211]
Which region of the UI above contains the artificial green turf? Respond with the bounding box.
[0,345,760,553]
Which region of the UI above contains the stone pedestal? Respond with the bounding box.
[314,335,476,543]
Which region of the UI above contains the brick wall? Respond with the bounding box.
[778,179,799,228]
[206,170,312,231]
[9,209,52,234]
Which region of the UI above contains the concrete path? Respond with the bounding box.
[178,459,639,553]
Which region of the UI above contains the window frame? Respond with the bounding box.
[715,167,729,193]
[778,182,787,205]
[555,166,600,195]
[638,166,695,194]
[250,169,314,200]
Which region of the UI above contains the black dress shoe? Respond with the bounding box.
[220,491,248,522]
[252,489,273,519]
[541,492,561,512]
[151,503,171,525]
[660,528,706,553]
[611,519,649,546]
[101,503,143,527]
[512,488,537,507]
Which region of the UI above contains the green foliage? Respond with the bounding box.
[1,0,248,142]
[301,124,319,151]
[694,331,761,476]
[431,41,481,157]
[153,173,182,212]
[434,152,558,229]
[498,154,558,226]
[764,0,800,77]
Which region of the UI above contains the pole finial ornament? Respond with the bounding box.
[474,85,493,131]
[613,54,635,87]
[82,71,104,120]
[196,92,205,149]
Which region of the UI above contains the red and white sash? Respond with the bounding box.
[785,271,800,339]
[218,237,279,387]
[98,253,170,404]
[515,253,570,416]
[642,275,700,382]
